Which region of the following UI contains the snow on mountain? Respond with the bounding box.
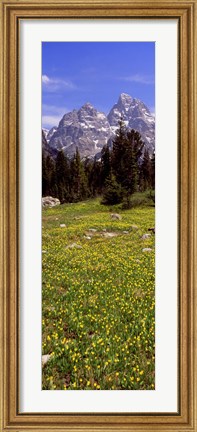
[49,103,112,158]
[47,126,57,142]
[107,93,155,153]
[42,128,49,139]
[46,93,155,159]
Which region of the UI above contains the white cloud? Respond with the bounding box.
[42,115,62,128]
[120,74,154,85]
[42,74,75,92]
[42,74,50,84]
[42,104,69,128]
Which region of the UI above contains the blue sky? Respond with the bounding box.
[42,42,155,129]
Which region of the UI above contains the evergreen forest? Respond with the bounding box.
[42,120,155,207]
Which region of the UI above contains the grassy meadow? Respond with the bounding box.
[42,196,155,390]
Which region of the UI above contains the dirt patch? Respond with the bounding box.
[63,323,78,340]
[64,373,71,388]
[102,232,118,238]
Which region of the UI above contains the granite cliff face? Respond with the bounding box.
[44,93,155,159]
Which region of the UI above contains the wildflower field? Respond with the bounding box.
[42,198,155,390]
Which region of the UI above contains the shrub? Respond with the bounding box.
[121,191,155,209]
[101,175,123,205]
[146,189,155,204]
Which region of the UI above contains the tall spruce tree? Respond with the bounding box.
[55,150,70,202]
[42,155,56,196]
[42,152,48,196]
[101,144,111,187]
[111,120,143,196]
[88,157,102,197]
[150,152,155,189]
[125,129,144,194]
[111,118,127,186]
[70,147,88,201]
[84,158,93,198]
[140,148,152,191]
[102,174,123,205]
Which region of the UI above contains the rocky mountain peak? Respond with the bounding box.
[118,93,133,107]
[80,102,95,111]
[78,102,98,120]
[45,93,155,159]
[48,102,111,159]
[107,94,155,152]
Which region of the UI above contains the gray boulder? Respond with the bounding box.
[142,248,152,252]
[111,213,122,220]
[42,196,60,207]
[141,233,151,240]
[66,243,82,250]
[42,354,52,367]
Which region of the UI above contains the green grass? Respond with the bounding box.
[42,197,155,390]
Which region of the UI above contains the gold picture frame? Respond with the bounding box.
[0,0,196,430]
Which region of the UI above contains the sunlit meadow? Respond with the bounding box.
[42,198,155,390]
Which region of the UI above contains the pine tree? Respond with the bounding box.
[111,121,143,196]
[84,158,93,198]
[125,129,144,194]
[111,118,127,186]
[55,150,70,202]
[150,152,155,189]
[43,155,55,196]
[70,148,88,201]
[140,148,152,191]
[102,174,123,205]
[101,144,111,187]
[42,152,48,196]
[88,158,102,197]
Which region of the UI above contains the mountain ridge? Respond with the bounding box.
[44,93,155,159]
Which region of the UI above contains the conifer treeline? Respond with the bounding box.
[42,120,155,205]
